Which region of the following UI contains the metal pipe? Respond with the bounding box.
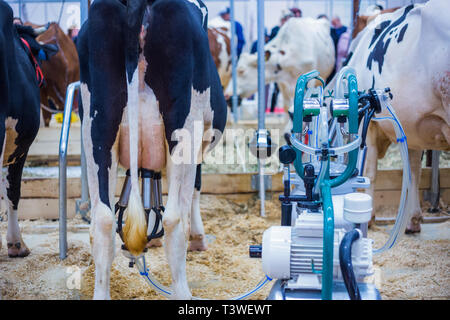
[142,177,151,211]
[256,0,266,217]
[430,150,441,210]
[230,0,239,122]
[153,172,162,209]
[157,177,162,207]
[141,169,153,210]
[256,0,265,131]
[18,0,22,19]
[118,171,132,208]
[80,0,89,25]
[59,81,80,260]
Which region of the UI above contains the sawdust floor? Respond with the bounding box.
[0,194,448,300]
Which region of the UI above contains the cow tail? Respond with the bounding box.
[122,71,148,256]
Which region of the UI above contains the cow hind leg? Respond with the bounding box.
[405,149,423,234]
[189,164,207,251]
[86,153,116,300]
[80,83,118,300]
[90,200,115,300]
[5,155,30,258]
[163,160,198,300]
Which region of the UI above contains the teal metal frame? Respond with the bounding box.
[290,69,359,300]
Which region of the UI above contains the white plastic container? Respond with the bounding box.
[343,192,373,224]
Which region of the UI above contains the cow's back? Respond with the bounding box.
[342,1,449,150]
[145,0,210,91]
[77,0,127,107]
[144,0,226,151]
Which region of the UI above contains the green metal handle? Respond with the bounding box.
[320,180,334,300]
[292,70,325,179]
[329,71,359,188]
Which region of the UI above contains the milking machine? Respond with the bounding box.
[116,67,411,300]
[248,67,412,300]
[116,167,273,300]
[117,169,164,267]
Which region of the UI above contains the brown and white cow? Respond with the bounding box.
[25,22,80,126]
[208,26,231,89]
[329,1,450,233]
[37,23,79,126]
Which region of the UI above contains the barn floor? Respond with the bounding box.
[0,193,449,300]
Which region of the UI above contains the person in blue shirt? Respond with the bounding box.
[220,8,246,58]
[330,16,347,51]
[250,29,270,54]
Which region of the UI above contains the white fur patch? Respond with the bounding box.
[186,0,207,27]
[80,83,101,206]
[126,69,140,189]
[170,87,214,165]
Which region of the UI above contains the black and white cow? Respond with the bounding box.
[77,0,226,299]
[0,0,50,257]
[326,0,449,232]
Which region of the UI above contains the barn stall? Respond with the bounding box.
[0,0,448,301]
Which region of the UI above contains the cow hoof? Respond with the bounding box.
[405,217,422,234]
[188,236,207,251]
[405,224,421,234]
[146,238,163,248]
[7,242,30,258]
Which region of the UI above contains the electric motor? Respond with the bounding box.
[262,209,374,290]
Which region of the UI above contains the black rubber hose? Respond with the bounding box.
[360,108,376,149]
[358,100,371,126]
[339,229,362,300]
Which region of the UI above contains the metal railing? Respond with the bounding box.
[423,150,441,212]
[58,81,82,260]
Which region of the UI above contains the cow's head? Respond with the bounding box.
[224,46,287,100]
[224,52,257,99]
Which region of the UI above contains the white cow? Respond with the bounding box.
[225,17,335,112]
[327,0,450,232]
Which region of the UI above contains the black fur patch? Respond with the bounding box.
[366,4,414,74]
[397,24,408,43]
